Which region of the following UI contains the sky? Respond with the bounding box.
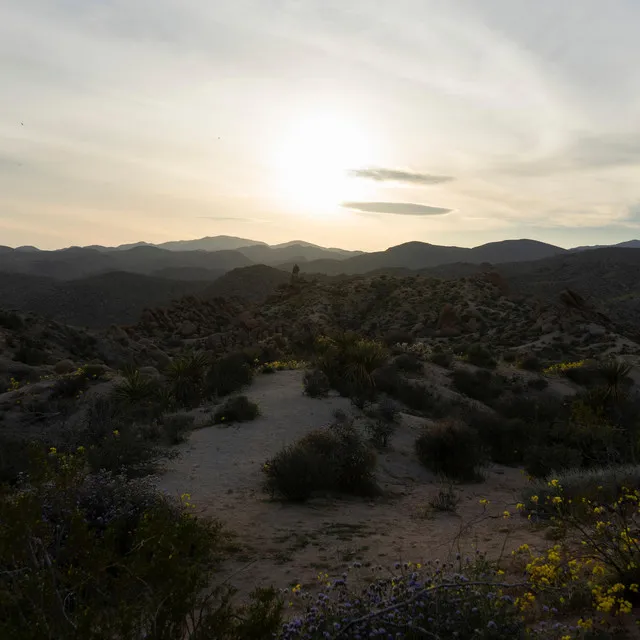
[1,0,640,251]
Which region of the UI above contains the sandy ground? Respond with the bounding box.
[156,370,545,593]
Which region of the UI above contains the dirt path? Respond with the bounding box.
[156,370,544,593]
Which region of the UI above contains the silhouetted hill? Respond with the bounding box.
[296,239,566,275]
[202,265,291,302]
[0,246,252,280]
[0,271,207,327]
[237,243,361,265]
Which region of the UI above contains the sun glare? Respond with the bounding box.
[272,113,374,216]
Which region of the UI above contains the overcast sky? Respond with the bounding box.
[1,0,640,250]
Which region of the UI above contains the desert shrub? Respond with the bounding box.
[313,334,387,405]
[51,370,90,399]
[563,362,603,387]
[0,449,283,639]
[519,354,541,371]
[502,350,517,363]
[522,465,640,518]
[365,419,396,449]
[522,477,640,589]
[465,343,496,369]
[85,423,173,477]
[430,351,453,368]
[528,376,549,391]
[13,337,48,366]
[166,350,209,408]
[302,369,330,398]
[214,395,260,425]
[263,422,377,501]
[415,421,485,482]
[162,413,195,444]
[428,483,460,512]
[523,444,583,479]
[0,436,32,485]
[0,310,23,331]
[81,363,108,379]
[207,352,253,397]
[279,560,528,639]
[469,412,529,466]
[452,368,505,403]
[393,352,423,373]
[374,366,448,417]
[376,396,400,423]
[382,329,414,346]
[113,368,169,421]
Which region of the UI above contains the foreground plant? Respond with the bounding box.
[278,557,570,639]
[0,447,283,639]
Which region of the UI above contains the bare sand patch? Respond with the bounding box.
[156,370,544,593]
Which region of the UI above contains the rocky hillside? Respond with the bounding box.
[129,269,636,366]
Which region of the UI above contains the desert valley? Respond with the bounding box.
[4,236,640,638]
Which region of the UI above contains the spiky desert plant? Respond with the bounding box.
[166,351,209,408]
[599,358,633,403]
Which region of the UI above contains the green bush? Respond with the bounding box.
[528,377,549,391]
[0,449,283,639]
[0,311,23,331]
[314,334,387,406]
[393,353,423,373]
[162,413,195,444]
[430,351,453,368]
[13,338,48,366]
[428,484,460,512]
[523,444,583,479]
[263,422,377,501]
[465,343,496,369]
[0,436,32,485]
[415,421,485,482]
[374,366,448,417]
[451,369,505,403]
[51,371,90,399]
[82,363,108,379]
[469,412,529,466]
[518,354,541,371]
[113,366,174,421]
[82,397,172,476]
[214,395,260,425]
[166,350,209,408]
[382,329,414,346]
[522,465,640,516]
[207,352,253,397]
[302,369,330,398]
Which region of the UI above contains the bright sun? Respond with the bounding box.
[272,114,374,216]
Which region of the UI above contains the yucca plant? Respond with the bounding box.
[599,358,633,403]
[167,351,209,408]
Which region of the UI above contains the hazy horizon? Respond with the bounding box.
[2,1,640,251]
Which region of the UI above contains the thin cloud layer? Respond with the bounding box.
[342,202,452,216]
[350,168,454,185]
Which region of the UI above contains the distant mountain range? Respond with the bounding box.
[2,235,640,328]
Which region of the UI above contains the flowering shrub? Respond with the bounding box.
[543,360,586,376]
[278,557,571,639]
[525,477,640,588]
[0,448,283,639]
[262,359,305,373]
[395,341,433,359]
